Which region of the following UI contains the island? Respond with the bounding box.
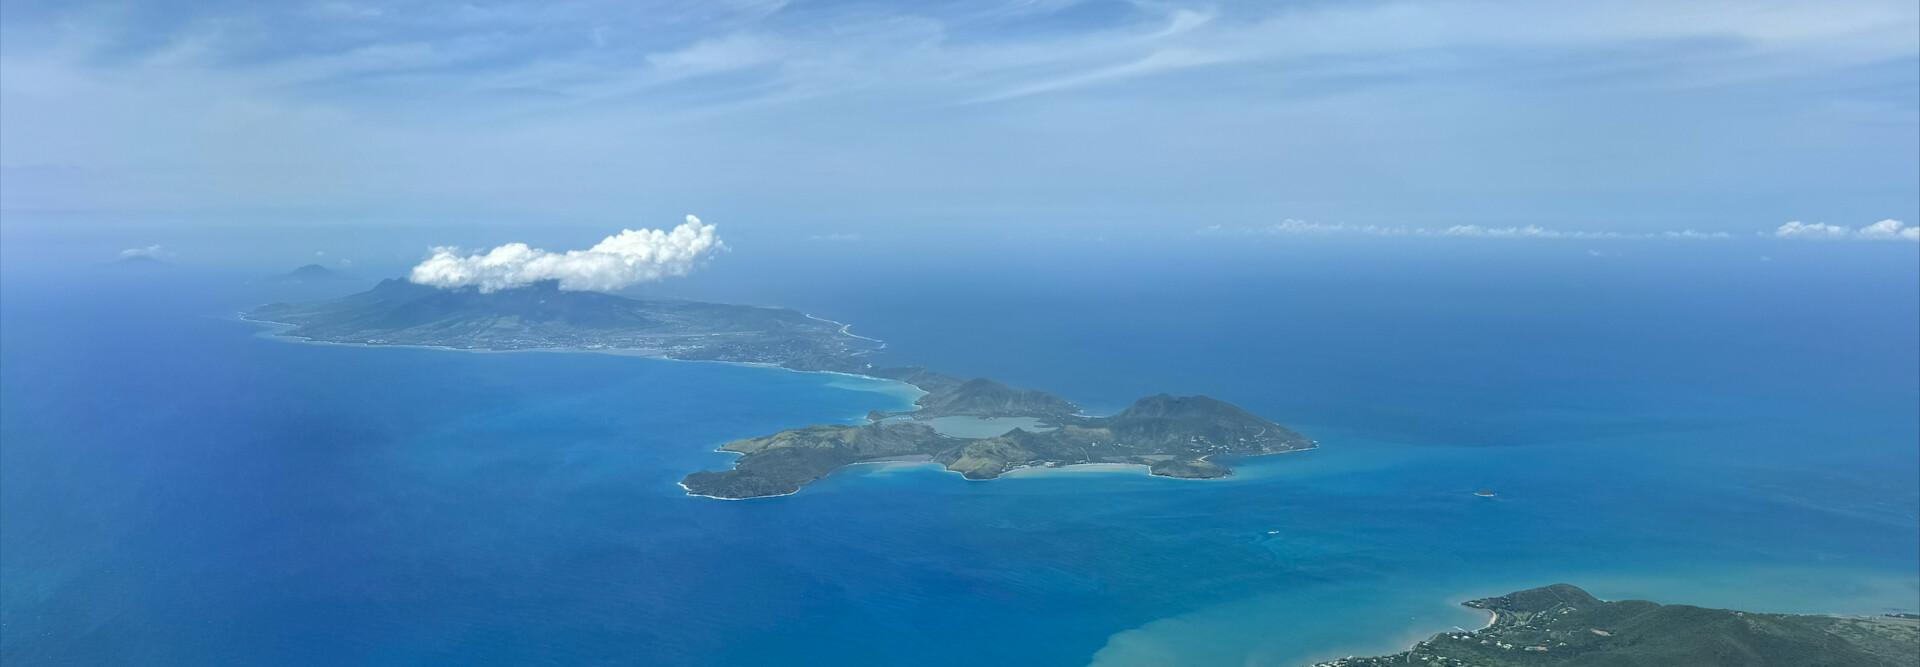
[1313,584,1920,667]
[268,263,349,284]
[681,369,1315,499]
[246,278,882,372]
[246,280,1317,500]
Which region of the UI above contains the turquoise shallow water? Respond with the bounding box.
[3,241,1917,665]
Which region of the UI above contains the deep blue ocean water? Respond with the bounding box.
[3,239,1917,665]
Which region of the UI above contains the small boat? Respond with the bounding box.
[1474,489,1497,498]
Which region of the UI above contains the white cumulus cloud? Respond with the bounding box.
[1660,230,1732,239]
[1442,224,1580,238]
[1775,220,1918,241]
[1774,221,1853,239]
[408,215,724,293]
[1857,219,1920,241]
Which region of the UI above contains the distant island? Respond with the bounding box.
[247,280,1317,499]
[1313,584,1919,667]
[247,279,882,372]
[269,263,348,284]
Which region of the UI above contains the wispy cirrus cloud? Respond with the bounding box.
[2,0,1914,228]
[807,232,864,242]
[11,1,1914,124]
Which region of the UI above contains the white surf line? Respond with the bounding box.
[803,312,887,348]
[677,480,803,501]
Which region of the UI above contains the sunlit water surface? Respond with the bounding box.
[4,242,1915,665]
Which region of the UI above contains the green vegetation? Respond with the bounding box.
[869,367,1082,419]
[246,279,880,371]
[251,282,1318,501]
[1314,584,1920,667]
[681,389,1314,499]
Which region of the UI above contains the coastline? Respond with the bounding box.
[803,312,887,347]
[1305,583,1920,667]
[994,448,1321,481]
[237,309,1312,500]
[241,311,932,502]
[235,311,924,403]
[678,451,1330,501]
[813,446,1324,492]
[677,479,803,501]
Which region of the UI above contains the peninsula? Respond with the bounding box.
[1314,584,1920,667]
[247,281,1317,500]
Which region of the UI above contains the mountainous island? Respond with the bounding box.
[268,263,349,284]
[247,279,882,372]
[1314,584,1920,667]
[246,280,1317,500]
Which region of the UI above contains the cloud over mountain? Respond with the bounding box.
[408,216,724,293]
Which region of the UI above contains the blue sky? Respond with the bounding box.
[1,0,1916,240]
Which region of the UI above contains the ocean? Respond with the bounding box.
[3,236,1916,665]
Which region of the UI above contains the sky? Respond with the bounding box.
[1,0,1917,248]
